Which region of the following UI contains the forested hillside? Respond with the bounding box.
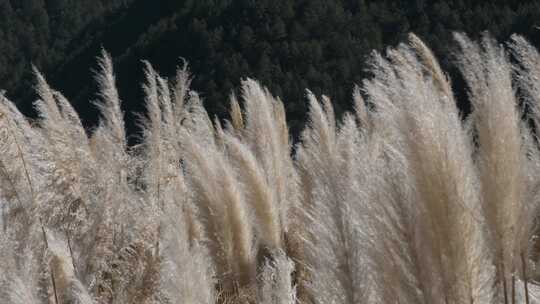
[2,0,540,137]
[0,0,132,98]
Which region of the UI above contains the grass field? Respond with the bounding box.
[2,33,540,304]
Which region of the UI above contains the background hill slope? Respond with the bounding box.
[2,0,540,137]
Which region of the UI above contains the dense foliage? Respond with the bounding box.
[0,0,132,99]
[2,0,540,137]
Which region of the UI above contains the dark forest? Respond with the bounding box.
[2,0,540,137]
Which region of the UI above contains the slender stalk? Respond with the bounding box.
[66,231,77,275]
[511,274,515,304]
[521,252,530,304]
[50,269,59,304]
[1,113,35,208]
[502,263,509,304]
[6,116,35,204]
[41,223,59,304]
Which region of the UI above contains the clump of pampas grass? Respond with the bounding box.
[2,33,540,304]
